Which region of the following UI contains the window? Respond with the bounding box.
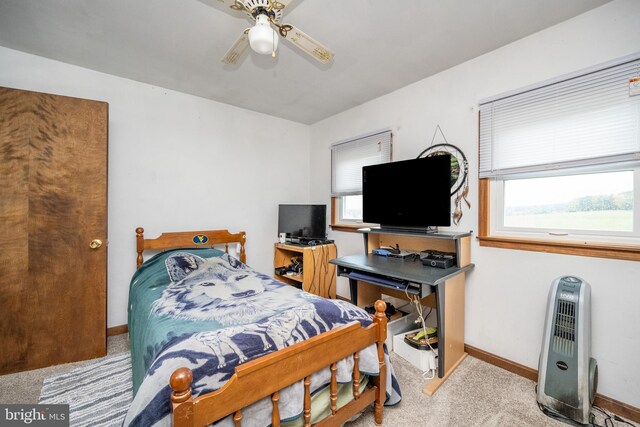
[498,169,637,236]
[479,54,640,259]
[330,130,392,227]
[340,194,363,221]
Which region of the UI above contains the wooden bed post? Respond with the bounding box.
[136,227,145,268]
[170,367,195,427]
[239,232,246,264]
[373,300,387,425]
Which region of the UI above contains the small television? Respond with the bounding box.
[278,204,327,240]
[363,155,451,231]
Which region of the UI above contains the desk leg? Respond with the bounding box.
[349,278,358,305]
[435,283,446,379]
[423,274,468,396]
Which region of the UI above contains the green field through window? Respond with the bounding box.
[504,210,632,231]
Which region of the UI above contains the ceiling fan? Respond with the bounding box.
[218,0,334,65]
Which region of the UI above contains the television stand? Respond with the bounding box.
[274,242,336,299]
[329,227,474,396]
[374,225,440,234]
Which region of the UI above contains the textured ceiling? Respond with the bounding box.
[0,0,610,124]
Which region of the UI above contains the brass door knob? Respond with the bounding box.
[90,239,103,249]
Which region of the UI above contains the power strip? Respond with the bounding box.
[425,351,437,373]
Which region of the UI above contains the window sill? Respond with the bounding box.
[329,223,363,233]
[477,235,640,261]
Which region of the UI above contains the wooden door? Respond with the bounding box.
[0,87,108,374]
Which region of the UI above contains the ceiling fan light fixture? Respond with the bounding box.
[220,1,334,66]
[248,14,278,55]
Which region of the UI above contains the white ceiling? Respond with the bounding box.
[0,0,610,124]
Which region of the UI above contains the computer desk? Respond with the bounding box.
[329,228,474,395]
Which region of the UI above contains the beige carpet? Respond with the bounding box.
[348,354,564,427]
[0,334,130,405]
[0,335,636,427]
[348,354,637,427]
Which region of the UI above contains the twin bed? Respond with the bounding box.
[125,228,401,427]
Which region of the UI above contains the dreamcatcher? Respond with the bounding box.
[417,126,470,225]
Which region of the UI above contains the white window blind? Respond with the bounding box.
[479,55,640,178]
[331,130,392,197]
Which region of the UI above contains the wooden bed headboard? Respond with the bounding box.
[135,227,247,268]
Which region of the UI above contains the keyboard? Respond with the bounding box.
[347,271,407,290]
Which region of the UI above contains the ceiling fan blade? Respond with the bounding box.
[217,0,248,13]
[271,0,299,11]
[221,30,250,64]
[280,25,334,64]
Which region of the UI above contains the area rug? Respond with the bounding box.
[39,352,132,427]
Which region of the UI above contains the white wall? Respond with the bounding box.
[2,0,639,408]
[310,0,640,407]
[0,46,311,329]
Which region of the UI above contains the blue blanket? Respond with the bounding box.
[124,249,401,426]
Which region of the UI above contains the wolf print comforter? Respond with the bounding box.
[124,248,401,427]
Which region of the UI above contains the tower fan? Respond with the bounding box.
[537,276,598,425]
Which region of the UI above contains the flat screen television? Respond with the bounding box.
[363,155,451,231]
[278,204,327,240]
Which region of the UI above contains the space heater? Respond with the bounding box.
[537,276,598,425]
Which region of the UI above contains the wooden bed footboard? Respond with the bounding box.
[170,301,389,427]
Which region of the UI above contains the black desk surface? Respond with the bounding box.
[329,253,474,286]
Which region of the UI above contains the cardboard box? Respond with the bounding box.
[385,311,419,351]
